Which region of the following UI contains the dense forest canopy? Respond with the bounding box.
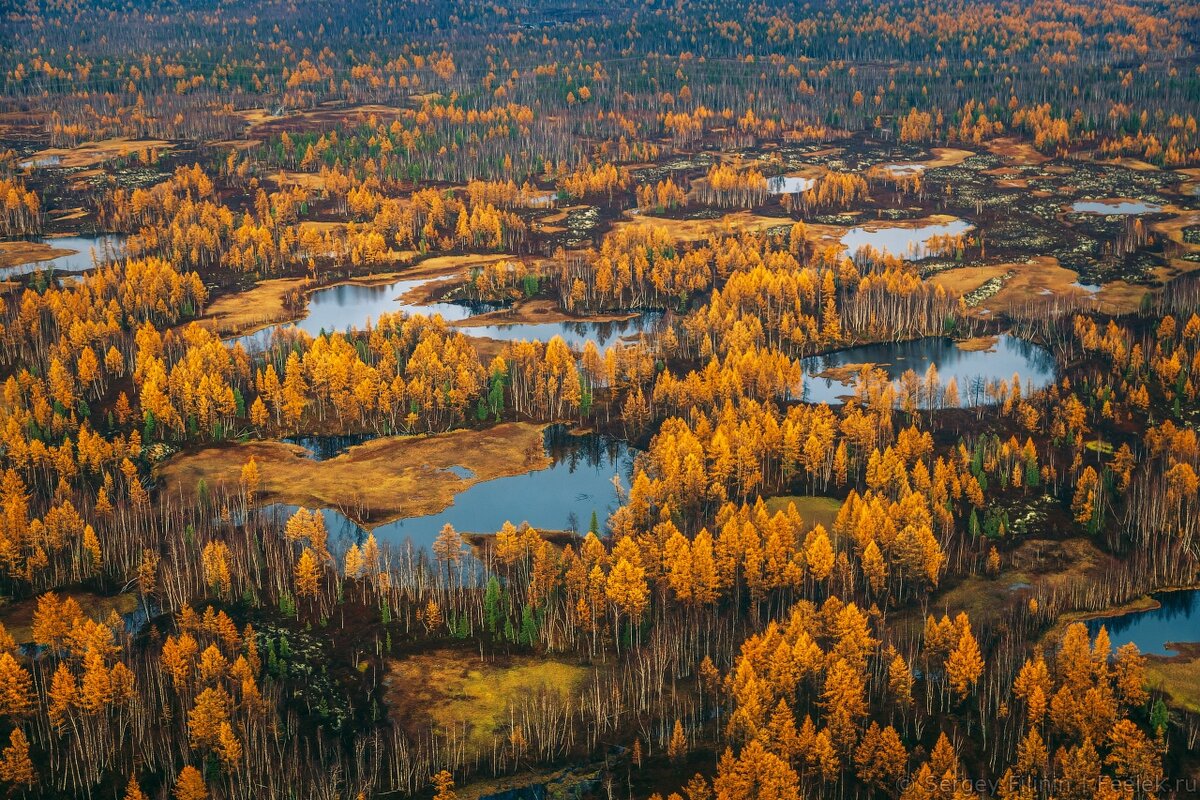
[0,0,1198,799]
[3,0,1199,164]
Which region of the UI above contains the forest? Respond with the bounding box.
[1,0,1200,798]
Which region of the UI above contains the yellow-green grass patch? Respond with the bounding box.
[764,495,844,531]
[384,649,589,757]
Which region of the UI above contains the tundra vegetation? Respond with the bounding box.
[0,0,1199,798]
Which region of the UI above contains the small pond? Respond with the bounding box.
[800,334,1056,406]
[260,425,635,551]
[528,192,558,207]
[768,176,815,195]
[0,234,128,279]
[1086,589,1200,657]
[1071,200,1162,215]
[479,765,601,800]
[461,311,664,350]
[232,275,499,350]
[281,433,382,460]
[881,163,925,176]
[20,155,61,169]
[841,218,972,261]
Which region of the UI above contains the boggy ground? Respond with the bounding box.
[763,495,844,532]
[610,207,793,242]
[155,422,551,527]
[895,534,1114,643]
[8,125,1198,346]
[201,275,315,336]
[22,136,174,168]
[383,648,590,760]
[928,255,1147,315]
[1145,643,1200,713]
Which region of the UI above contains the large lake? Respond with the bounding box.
[232,276,495,349]
[1086,590,1200,657]
[459,312,663,350]
[801,335,1056,406]
[260,425,635,551]
[232,274,661,351]
[0,234,128,279]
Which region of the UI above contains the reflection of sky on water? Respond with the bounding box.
[19,155,62,169]
[1087,590,1200,657]
[230,274,661,352]
[462,311,663,349]
[258,425,635,551]
[800,335,1056,406]
[841,218,971,261]
[767,176,814,194]
[0,234,128,279]
[1071,200,1160,215]
[232,276,497,350]
[882,163,925,175]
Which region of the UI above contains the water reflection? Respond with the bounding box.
[232,276,500,350]
[462,311,664,349]
[1086,590,1200,657]
[0,234,128,279]
[19,155,61,169]
[801,335,1056,406]
[1071,200,1161,215]
[258,425,635,551]
[841,218,971,260]
[881,163,925,176]
[767,176,815,194]
[231,272,663,352]
[281,433,382,460]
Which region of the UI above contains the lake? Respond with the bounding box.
[1086,590,1200,657]
[800,335,1056,406]
[461,311,664,350]
[1071,200,1162,215]
[841,218,972,261]
[881,163,925,176]
[281,433,382,460]
[19,155,61,169]
[261,425,635,551]
[0,234,128,279]
[232,275,499,350]
[232,274,662,351]
[768,176,815,195]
